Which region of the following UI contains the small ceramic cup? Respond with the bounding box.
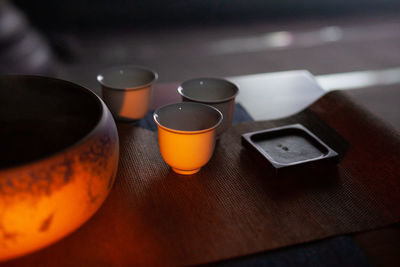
[177,77,239,137]
[153,102,223,175]
[97,65,158,121]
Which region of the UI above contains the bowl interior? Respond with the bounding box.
[0,75,102,169]
[97,66,157,89]
[154,102,222,132]
[178,78,238,103]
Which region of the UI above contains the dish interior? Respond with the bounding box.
[155,103,221,132]
[179,78,238,102]
[99,66,156,89]
[0,76,102,168]
[250,128,328,165]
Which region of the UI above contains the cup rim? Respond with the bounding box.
[177,77,239,104]
[97,65,158,91]
[153,102,223,134]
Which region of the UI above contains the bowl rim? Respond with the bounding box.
[0,74,112,172]
[97,65,158,91]
[153,102,223,134]
[177,77,239,104]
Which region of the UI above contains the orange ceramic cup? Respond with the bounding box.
[98,65,158,121]
[153,102,223,175]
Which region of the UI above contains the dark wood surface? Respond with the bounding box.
[345,84,400,131]
[5,88,400,266]
[344,85,400,267]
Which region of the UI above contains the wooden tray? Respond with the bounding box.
[8,91,400,266]
[242,124,338,175]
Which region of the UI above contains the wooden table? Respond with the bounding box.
[5,70,400,266]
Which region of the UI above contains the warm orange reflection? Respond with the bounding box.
[0,131,119,261]
[157,127,216,175]
[119,86,152,119]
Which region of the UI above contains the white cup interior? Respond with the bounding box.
[178,78,238,103]
[97,66,157,89]
[154,102,222,132]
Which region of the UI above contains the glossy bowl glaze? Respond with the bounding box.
[0,75,119,261]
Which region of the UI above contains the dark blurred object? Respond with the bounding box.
[0,1,55,75]
[11,0,400,30]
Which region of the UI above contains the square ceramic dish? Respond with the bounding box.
[241,124,338,174]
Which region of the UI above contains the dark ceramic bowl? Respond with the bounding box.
[0,75,119,261]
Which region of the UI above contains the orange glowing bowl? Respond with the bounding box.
[0,75,119,261]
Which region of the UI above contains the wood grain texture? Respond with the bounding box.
[327,87,400,267]
[5,90,400,266]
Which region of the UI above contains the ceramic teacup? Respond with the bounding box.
[153,102,223,175]
[177,77,239,136]
[97,65,158,121]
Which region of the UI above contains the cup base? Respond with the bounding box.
[172,168,201,175]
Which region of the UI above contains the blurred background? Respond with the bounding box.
[1,0,400,92]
